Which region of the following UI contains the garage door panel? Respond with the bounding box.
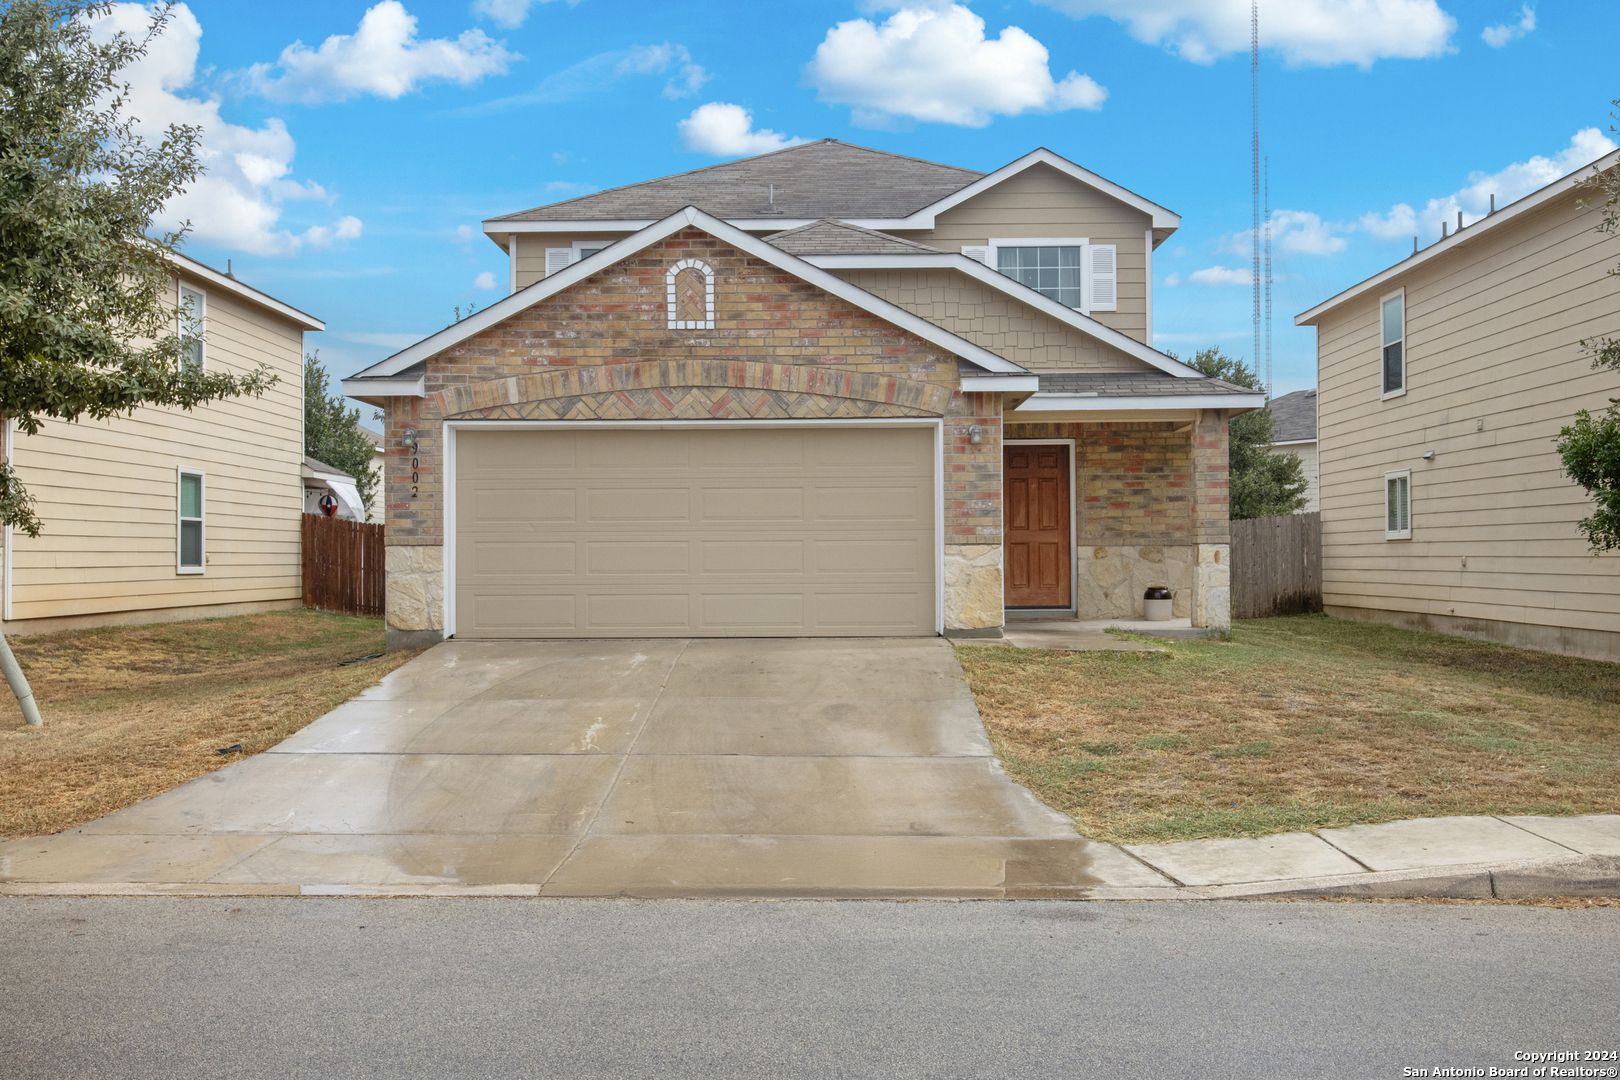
[455,427,936,638]
[701,541,804,574]
[586,541,690,575]
[587,488,691,522]
[701,487,804,522]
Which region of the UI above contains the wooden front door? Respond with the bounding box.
[1004,444,1071,608]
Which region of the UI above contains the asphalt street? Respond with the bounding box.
[2,897,1616,1079]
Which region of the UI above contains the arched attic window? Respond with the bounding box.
[666,259,715,330]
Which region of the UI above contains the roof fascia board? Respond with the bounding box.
[361,207,1026,381]
[888,148,1180,231]
[486,218,830,235]
[1297,148,1620,325]
[1268,438,1317,447]
[805,251,1205,378]
[1014,392,1267,411]
[339,374,425,399]
[961,375,1039,393]
[166,252,325,330]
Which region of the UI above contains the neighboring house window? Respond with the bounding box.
[179,284,206,369]
[178,468,205,573]
[666,259,715,330]
[973,238,1118,313]
[1385,470,1411,540]
[1381,289,1405,398]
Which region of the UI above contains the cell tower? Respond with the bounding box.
[1264,156,1273,399]
[1250,0,1262,398]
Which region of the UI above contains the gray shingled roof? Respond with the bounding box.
[490,139,983,222]
[766,219,943,256]
[1037,372,1257,397]
[1268,388,1317,441]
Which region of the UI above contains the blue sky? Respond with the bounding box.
[105,1,1620,423]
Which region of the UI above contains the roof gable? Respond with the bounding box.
[1268,388,1317,442]
[345,207,1029,384]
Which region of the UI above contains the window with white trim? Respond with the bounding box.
[666,259,715,330]
[1385,470,1411,540]
[543,241,610,277]
[1381,289,1405,397]
[178,468,205,573]
[178,284,206,369]
[975,238,1117,313]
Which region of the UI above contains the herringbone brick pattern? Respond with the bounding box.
[458,387,931,422]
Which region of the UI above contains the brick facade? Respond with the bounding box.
[383,226,1000,548]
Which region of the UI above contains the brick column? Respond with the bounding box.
[1191,408,1231,630]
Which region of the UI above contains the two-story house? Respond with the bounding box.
[1296,147,1620,660]
[342,140,1263,649]
[2,252,322,634]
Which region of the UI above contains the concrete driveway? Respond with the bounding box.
[0,638,1160,897]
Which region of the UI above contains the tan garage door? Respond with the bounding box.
[453,426,936,638]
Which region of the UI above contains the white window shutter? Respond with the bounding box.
[544,248,572,277]
[1088,244,1117,311]
[960,245,990,265]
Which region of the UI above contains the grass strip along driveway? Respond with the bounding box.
[0,611,417,840]
[956,615,1620,845]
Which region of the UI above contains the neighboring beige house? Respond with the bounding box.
[1296,147,1620,660]
[1266,388,1319,512]
[345,140,1263,649]
[2,252,323,633]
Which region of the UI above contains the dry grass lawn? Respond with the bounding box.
[957,614,1620,844]
[0,610,419,839]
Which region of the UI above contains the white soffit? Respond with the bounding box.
[806,251,1203,379]
[352,207,1028,382]
[1296,148,1620,326]
[1013,392,1267,412]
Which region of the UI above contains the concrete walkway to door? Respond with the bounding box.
[0,638,1163,897]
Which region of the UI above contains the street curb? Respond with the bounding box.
[2,854,1616,901]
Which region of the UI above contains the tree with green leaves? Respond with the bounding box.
[1175,347,1309,520]
[304,352,378,518]
[1556,101,1620,551]
[0,1,277,723]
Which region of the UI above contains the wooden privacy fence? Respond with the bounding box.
[1230,511,1322,619]
[302,513,385,618]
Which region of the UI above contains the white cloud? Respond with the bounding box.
[1223,209,1348,256]
[452,42,705,115]
[1035,0,1456,68]
[470,0,569,30]
[1187,265,1251,286]
[246,1,517,104]
[1360,128,1618,240]
[90,4,359,257]
[1482,5,1535,47]
[803,3,1105,129]
[473,271,498,290]
[1163,272,1182,287]
[454,223,476,246]
[678,103,804,157]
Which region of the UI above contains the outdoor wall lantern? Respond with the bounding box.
[401,428,419,451]
[968,425,983,445]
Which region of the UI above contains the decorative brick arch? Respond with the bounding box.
[432,359,954,420]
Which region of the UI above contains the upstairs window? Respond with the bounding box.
[179,284,206,369]
[1381,290,1405,397]
[998,245,1082,308]
[979,238,1118,313]
[178,468,205,573]
[1385,471,1411,540]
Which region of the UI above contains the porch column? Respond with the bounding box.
[1191,408,1232,631]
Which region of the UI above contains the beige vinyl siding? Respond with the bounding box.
[835,268,1156,374]
[513,232,634,289]
[5,272,307,624]
[1314,193,1620,641]
[1269,441,1319,512]
[905,162,1154,344]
